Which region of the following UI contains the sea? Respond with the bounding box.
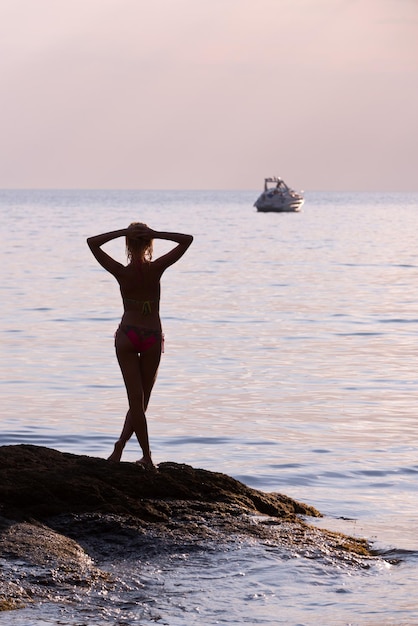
[1,188,418,625]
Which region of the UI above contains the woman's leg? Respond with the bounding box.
[108,366,160,462]
[135,345,161,465]
[112,369,158,448]
[109,330,161,463]
[107,367,159,462]
[107,410,134,462]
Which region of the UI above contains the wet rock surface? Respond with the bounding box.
[0,444,376,612]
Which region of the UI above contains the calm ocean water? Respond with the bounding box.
[1,188,418,624]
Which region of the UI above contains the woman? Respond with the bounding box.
[87,223,193,468]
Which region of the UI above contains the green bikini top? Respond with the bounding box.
[123,298,158,315]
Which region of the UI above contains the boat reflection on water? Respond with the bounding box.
[254,177,304,212]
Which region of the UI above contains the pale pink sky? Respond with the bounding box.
[0,0,417,190]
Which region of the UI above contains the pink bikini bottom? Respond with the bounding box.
[117,325,164,353]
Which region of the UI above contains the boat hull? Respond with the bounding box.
[254,197,304,213]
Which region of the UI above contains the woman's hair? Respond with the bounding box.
[126,222,153,263]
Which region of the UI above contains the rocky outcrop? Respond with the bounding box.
[0,444,318,522]
[0,445,375,612]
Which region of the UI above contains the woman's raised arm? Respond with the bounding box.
[86,229,127,275]
[149,229,194,271]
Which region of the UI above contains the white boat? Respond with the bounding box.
[254,177,304,212]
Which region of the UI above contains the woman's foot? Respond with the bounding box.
[108,440,124,463]
[135,456,156,471]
